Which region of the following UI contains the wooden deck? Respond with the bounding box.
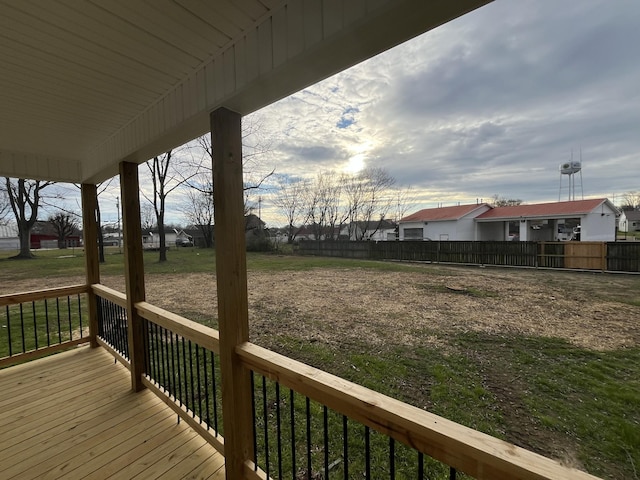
[0,346,225,479]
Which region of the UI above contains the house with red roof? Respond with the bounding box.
[475,199,618,241]
[399,199,618,242]
[399,203,491,241]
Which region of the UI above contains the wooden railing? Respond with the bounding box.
[88,283,598,480]
[3,282,601,479]
[238,343,600,480]
[0,285,90,367]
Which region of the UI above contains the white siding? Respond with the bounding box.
[581,209,617,241]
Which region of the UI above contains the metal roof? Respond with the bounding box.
[400,203,490,222]
[0,0,490,184]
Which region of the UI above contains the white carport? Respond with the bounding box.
[475,198,619,242]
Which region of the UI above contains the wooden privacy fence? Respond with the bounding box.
[297,240,640,272]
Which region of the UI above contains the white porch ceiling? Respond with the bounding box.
[0,0,491,184]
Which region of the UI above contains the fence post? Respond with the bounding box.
[81,183,100,348]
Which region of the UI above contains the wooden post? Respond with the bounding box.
[81,184,100,348]
[211,107,254,478]
[120,161,147,392]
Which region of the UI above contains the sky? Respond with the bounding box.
[36,0,640,229]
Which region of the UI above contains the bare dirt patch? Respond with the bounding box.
[6,264,639,351]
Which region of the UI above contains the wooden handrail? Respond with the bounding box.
[91,284,127,308]
[0,284,88,307]
[135,301,220,354]
[237,342,599,480]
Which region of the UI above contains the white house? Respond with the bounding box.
[475,199,618,242]
[340,219,397,241]
[0,224,19,251]
[399,204,491,241]
[142,229,177,250]
[618,209,640,233]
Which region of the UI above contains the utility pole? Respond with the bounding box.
[116,196,122,254]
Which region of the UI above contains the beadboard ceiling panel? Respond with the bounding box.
[0,0,491,183]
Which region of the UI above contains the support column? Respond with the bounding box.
[211,107,254,478]
[120,161,147,392]
[81,183,100,348]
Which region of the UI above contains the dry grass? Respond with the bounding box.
[25,263,637,351]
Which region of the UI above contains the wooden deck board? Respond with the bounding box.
[0,346,225,479]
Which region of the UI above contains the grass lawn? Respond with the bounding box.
[1,247,638,479]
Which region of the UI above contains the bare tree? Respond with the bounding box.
[343,167,395,240]
[183,174,215,248]
[186,115,275,217]
[140,203,156,230]
[142,150,194,262]
[305,171,345,241]
[5,178,54,258]
[0,182,10,225]
[392,186,416,223]
[48,212,79,249]
[621,191,640,210]
[273,175,309,243]
[491,195,523,207]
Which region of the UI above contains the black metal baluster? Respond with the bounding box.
[167,332,180,401]
[155,324,162,382]
[275,382,283,480]
[323,406,329,479]
[142,319,150,375]
[195,345,203,422]
[175,334,182,407]
[182,337,189,408]
[450,467,457,480]
[163,327,172,396]
[159,326,167,389]
[96,298,102,337]
[19,303,25,353]
[32,301,38,350]
[306,397,312,480]
[6,306,12,356]
[290,388,296,480]
[262,375,270,479]
[365,426,371,480]
[203,346,211,427]
[188,340,195,417]
[389,437,395,480]
[67,296,72,339]
[211,351,219,433]
[342,415,348,479]
[56,298,61,344]
[251,372,258,471]
[78,294,83,338]
[45,299,50,346]
[418,452,424,480]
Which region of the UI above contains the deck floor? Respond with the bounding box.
[0,346,225,479]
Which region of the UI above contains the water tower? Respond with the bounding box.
[558,153,583,201]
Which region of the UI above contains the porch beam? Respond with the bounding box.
[81,183,100,348]
[119,161,147,392]
[211,107,254,479]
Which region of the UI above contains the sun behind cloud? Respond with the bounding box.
[344,153,366,174]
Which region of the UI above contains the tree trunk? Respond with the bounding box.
[17,226,33,258]
[158,212,167,262]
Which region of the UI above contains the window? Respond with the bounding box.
[403,228,423,240]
